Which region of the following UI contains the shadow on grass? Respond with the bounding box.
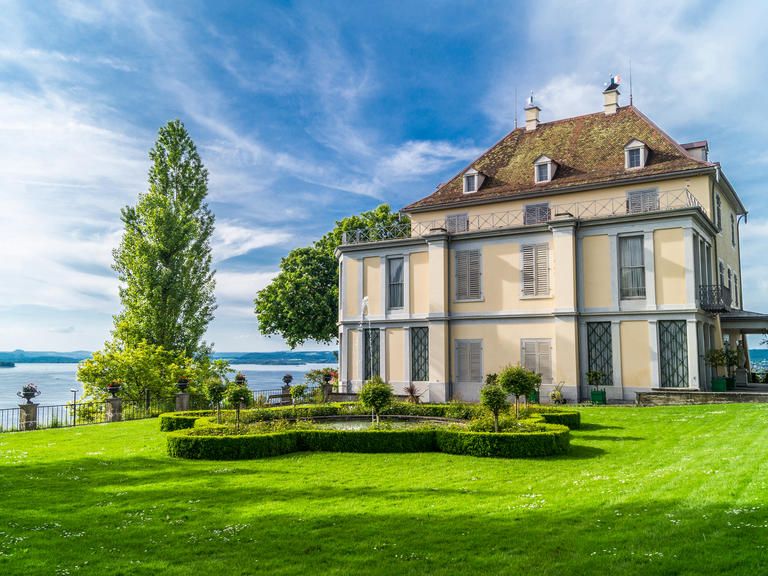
[575,435,644,442]
[577,423,624,431]
[552,444,606,460]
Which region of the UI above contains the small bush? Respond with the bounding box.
[480,384,509,432]
[435,424,569,458]
[359,377,394,423]
[159,411,214,432]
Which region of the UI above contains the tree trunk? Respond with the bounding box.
[493,413,499,432]
[514,396,520,419]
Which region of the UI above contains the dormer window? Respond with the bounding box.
[463,168,485,194]
[624,139,648,169]
[534,155,556,184]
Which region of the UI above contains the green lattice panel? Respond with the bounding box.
[659,320,689,388]
[587,322,613,385]
[364,329,380,380]
[411,327,429,381]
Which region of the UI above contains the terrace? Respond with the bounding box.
[341,187,706,245]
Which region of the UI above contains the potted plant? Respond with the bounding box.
[724,348,739,390]
[705,349,728,392]
[106,381,122,398]
[281,373,293,394]
[586,370,607,405]
[176,376,190,392]
[549,382,567,404]
[17,383,41,404]
[234,371,248,385]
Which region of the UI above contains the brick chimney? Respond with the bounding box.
[524,93,540,131]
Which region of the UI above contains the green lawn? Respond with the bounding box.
[1,404,767,575]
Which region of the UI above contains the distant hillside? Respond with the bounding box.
[0,349,337,365]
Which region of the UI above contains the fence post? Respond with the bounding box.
[175,392,190,411]
[18,403,38,431]
[106,397,123,422]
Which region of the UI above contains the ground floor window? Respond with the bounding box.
[363,328,380,381]
[456,340,482,383]
[586,322,613,385]
[410,327,429,381]
[521,339,552,383]
[658,320,689,388]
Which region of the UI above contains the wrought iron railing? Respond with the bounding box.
[698,284,732,312]
[342,187,705,245]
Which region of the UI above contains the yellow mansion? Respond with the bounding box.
[336,83,761,403]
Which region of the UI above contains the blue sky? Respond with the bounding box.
[1,0,768,351]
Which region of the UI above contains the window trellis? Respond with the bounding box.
[410,327,429,382]
[586,322,613,385]
[658,320,689,388]
[363,328,380,381]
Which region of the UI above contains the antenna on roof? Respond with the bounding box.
[514,87,518,129]
[629,59,634,106]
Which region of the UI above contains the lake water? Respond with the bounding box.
[0,363,337,410]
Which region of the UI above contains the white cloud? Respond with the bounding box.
[213,222,291,262]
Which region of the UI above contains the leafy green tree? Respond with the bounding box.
[226,381,253,431]
[496,365,541,418]
[480,384,509,432]
[77,341,191,403]
[254,205,405,348]
[359,376,393,424]
[112,119,216,357]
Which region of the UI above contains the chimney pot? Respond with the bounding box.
[524,94,541,131]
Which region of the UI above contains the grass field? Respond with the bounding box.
[1,404,767,575]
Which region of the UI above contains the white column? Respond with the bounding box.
[648,320,660,388]
[687,319,700,389]
[683,228,697,307]
[611,320,623,392]
[609,233,619,310]
[644,231,656,308]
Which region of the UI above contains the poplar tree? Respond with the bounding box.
[112,119,216,357]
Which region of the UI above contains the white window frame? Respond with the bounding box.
[455,339,483,383]
[730,213,736,246]
[716,194,722,231]
[463,169,484,194]
[521,339,553,384]
[455,248,483,301]
[619,235,646,300]
[624,139,648,169]
[386,256,405,310]
[534,155,555,183]
[521,242,550,297]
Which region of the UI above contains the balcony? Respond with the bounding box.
[341,187,706,245]
[698,284,732,313]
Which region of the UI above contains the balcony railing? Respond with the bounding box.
[341,187,705,245]
[698,284,732,312]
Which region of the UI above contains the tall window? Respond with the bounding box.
[464,173,477,193]
[731,214,736,246]
[627,189,659,214]
[524,203,551,225]
[410,327,429,382]
[627,147,642,168]
[446,213,469,234]
[521,243,549,296]
[716,194,722,230]
[733,275,739,308]
[718,261,725,287]
[619,236,646,299]
[521,339,552,383]
[586,322,613,385]
[363,328,380,381]
[455,249,482,300]
[387,257,404,309]
[456,340,482,383]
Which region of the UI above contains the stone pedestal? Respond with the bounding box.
[105,397,122,422]
[19,403,38,431]
[175,392,190,412]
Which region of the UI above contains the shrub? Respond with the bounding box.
[359,377,394,423]
[167,430,300,460]
[159,411,214,432]
[203,379,227,423]
[497,365,541,418]
[479,384,509,432]
[290,383,308,404]
[435,424,569,458]
[403,383,424,404]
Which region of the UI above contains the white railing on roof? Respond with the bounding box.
[341,188,705,245]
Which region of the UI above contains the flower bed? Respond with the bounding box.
[162,403,575,460]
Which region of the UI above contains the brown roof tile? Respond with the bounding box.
[404,106,713,212]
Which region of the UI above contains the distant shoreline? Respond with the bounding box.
[0,351,338,365]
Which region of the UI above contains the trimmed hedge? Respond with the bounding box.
[166,421,569,460]
[534,411,581,430]
[159,411,214,432]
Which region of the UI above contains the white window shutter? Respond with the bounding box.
[447,214,469,234]
[468,249,481,299]
[469,341,482,382]
[522,245,535,296]
[456,251,468,300]
[538,340,552,382]
[535,244,549,295]
[522,340,537,372]
[456,249,481,300]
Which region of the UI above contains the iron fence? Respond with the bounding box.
[342,187,706,245]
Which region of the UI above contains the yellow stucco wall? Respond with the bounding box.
[363,257,382,316]
[409,175,713,230]
[582,235,612,308]
[343,257,360,318]
[714,184,742,308]
[450,240,554,314]
[451,321,555,379]
[620,321,650,388]
[348,329,360,381]
[654,228,687,306]
[410,251,429,314]
[386,328,405,382]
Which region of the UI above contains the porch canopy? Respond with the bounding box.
[720,310,768,334]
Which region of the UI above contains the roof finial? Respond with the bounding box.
[527,91,535,108]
